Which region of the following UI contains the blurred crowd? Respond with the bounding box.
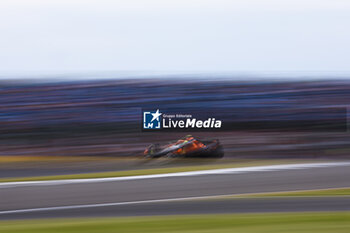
[0,78,349,157]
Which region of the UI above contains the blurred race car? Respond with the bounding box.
[144,135,224,158]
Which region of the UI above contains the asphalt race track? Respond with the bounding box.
[1,162,350,219]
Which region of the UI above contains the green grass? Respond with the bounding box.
[1,212,350,233]
[205,187,350,200]
[0,159,307,183]
[248,187,350,197]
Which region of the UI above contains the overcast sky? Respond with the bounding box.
[0,0,350,77]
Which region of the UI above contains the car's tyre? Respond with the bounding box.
[144,143,160,158]
[212,145,224,158]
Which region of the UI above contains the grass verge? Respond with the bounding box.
[1,212,350,233]
[242,187,350,198]
[0,159,312,183]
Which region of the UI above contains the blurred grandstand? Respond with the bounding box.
[0,78,349,158]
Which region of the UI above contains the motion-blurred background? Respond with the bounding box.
[1,1,350,232]
[1,0,350,160]
[0,78,349,159]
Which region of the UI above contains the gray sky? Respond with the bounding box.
[0,0,350,77]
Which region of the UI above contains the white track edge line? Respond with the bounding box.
[1,162,350,188]
[2,186,350,215]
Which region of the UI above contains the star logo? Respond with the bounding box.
[151,109,162,122]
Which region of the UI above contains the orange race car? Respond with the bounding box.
[144,135,224,158]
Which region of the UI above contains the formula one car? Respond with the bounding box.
[144,135,224,158]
